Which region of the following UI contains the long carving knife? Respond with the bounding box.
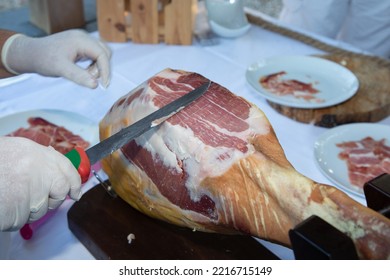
[65,81,211,183]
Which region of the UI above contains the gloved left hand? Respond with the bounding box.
[1,29,111,89]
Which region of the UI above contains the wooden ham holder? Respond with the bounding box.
[67,180,279,260]
[67,174,390,259]
[96,0,197,45]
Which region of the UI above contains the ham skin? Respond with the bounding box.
[99,69,390,259]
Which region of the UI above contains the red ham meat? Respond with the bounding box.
[260,71,323,103]
[337,137,390,189]
[8,117,89,154]
[100,69,390,259]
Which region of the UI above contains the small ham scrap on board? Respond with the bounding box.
[100,69,390,260]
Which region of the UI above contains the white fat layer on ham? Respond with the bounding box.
[135,106,270,201]
[121,73,193,126]
[350,151,380,165]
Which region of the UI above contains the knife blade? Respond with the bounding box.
[65,81,210,183]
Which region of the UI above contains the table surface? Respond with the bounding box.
[1,10,389,260]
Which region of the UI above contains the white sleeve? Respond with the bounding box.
[337,0,390,57]
[279,0,349,38]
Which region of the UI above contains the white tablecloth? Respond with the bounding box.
[1,11,389,260]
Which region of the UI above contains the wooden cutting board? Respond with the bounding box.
[67,183,279,260]
[267,54,390,127]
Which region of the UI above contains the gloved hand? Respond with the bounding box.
[1,29,111,89]
[0,137,82,231]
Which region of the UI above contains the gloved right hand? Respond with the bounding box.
[0,137,82,231]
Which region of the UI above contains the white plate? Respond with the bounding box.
[246,56,359,109]
[314,123,390,198]
[0,109,99,147]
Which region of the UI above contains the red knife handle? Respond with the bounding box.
[65,147,91,183]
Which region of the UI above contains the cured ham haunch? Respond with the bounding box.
[100,69,390,259]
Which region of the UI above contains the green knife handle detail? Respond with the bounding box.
[65,147,91,183]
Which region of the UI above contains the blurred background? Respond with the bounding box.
[0,0,282,36]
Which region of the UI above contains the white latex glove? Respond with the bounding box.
[0,137,82,231]
[1,29,111,89]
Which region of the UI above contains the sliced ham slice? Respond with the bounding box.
[8,117,89,154]
[337,137,390,189]
[100,69,390,259]
[259,71,323,103]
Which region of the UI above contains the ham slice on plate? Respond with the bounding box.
[7,117,89,154]
[100,68,390,259]
[337,136,390,189]
[260,71,323,103]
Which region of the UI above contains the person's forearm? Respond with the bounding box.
[0,30,18,78]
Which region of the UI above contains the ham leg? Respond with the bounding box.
[100,69,390,259]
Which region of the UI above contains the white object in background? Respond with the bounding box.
[278,0,390,58]
[205,0,250,38]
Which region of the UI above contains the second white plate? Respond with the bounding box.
[246,55,359,109]
[314,123,390,198]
